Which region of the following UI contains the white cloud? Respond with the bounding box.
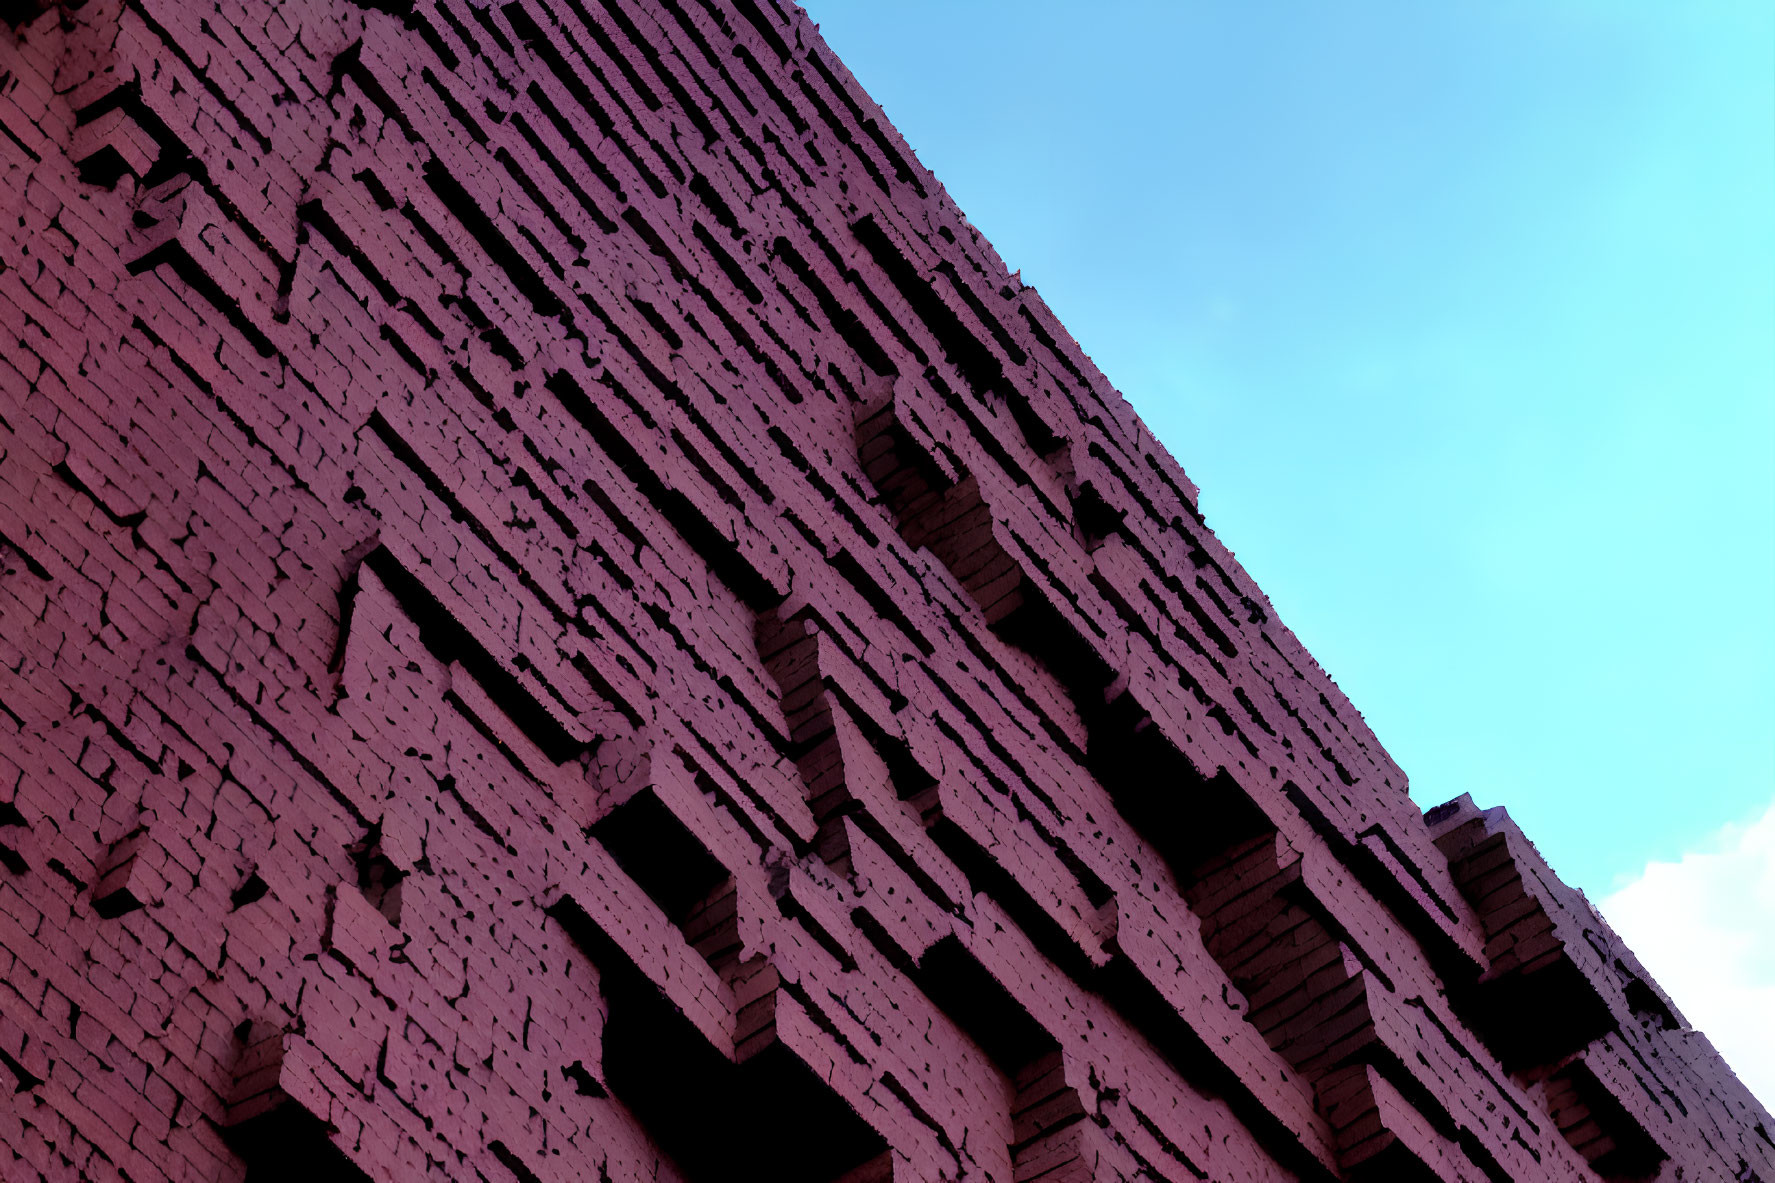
[1600,797,1775,1112]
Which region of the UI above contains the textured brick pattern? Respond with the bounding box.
[0,1,1768,1180]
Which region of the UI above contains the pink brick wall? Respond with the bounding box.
[0,1,1766,1180]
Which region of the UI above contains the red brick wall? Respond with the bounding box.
[0,2,1766,1180]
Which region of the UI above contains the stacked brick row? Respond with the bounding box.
[0,0,1766,1180]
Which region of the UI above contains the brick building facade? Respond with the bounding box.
[0,1,1768,1180]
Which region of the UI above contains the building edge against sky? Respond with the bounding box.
[803,1,1775,1111]
[800,0,1775,902]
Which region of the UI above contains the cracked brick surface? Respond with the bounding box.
[0,1,1768,1181]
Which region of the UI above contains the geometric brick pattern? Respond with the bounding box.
[0,1,1768,1180]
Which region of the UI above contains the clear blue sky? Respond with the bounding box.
[802,0,1775,897]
